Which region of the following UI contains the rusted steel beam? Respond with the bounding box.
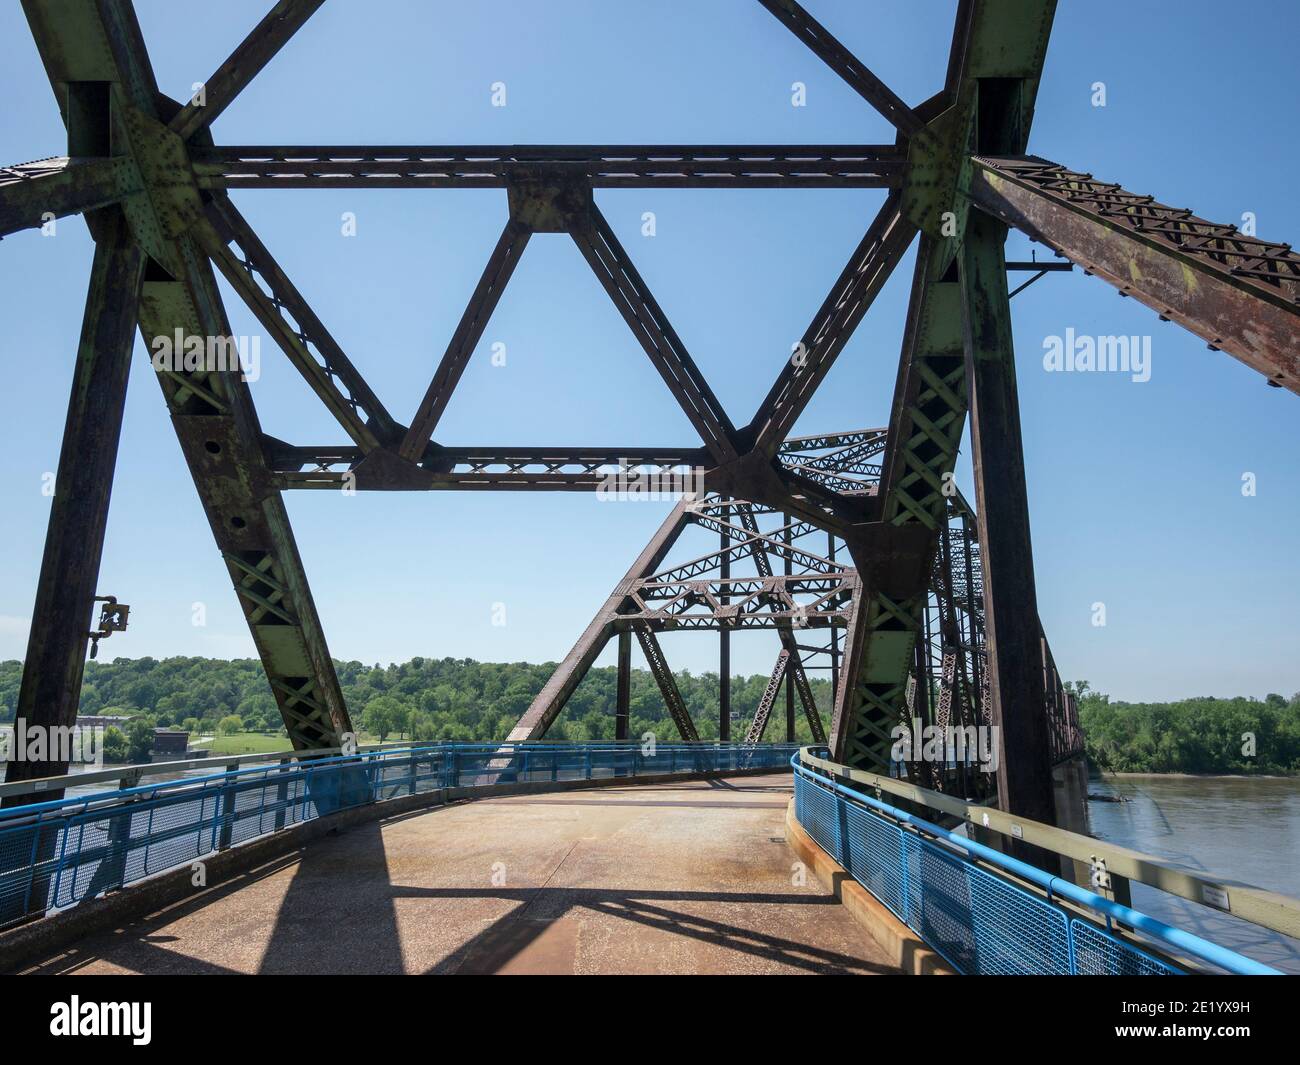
[719,524,732,741]
[830,237,964,768]
[191,145,906,189]
[572,204,739,465]
[170,0,325,141]
[765,513,827,742]
[782,635,828,744]
[2,216,145,796]
[271,444,705,468]
[830,0,1060,773]
[615,629,632,741]
[399,220,531,461]
[507,616,615,743]
[21,1,159,115]
[623,572,854,630]
[507,502,691,741]
[970,155,1300,393]
[749,194,915,455]
[960,209,1056,826]
[634,627,700,742]
[756,0,925,137]
[780,428,886,453]
[140,244,356,750]
[268,442,709,490]
[199,196,399,448]
[19,0,356,752]
[744,650,790,745]
[648,534,840,585]
[0,156,137,237]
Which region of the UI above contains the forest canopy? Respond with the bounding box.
[1072,682,1300,774]
[3,659,1297,774]
[0,655,831,746]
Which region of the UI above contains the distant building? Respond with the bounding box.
[151,729,190,760]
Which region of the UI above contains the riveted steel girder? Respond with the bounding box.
[168,0,324,142]
[18,0,354,752]
[400,220,531,461]
[0,155,138,238]
[572,202,740,466]
[757,0,926,137]
[970,155,1300,393]
[748,194,917,456]
[190,144,905,189]
[2,214,144,795]
[961,208,1057,825]
[9,0,1287,809]
[506,502,691,741]
[830,0,1059,776]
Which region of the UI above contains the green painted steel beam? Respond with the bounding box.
[831,0,1058,774]
[0,155,139,238]
[960,208,1057,826]
[18,0,355,751]
[2,213,145,796]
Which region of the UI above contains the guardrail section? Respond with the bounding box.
[0,742,796,930]
[792,752,1283,975]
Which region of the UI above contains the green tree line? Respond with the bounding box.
[0,655,832,746]
[1072,682,1300,774]
[6,658,1297,773]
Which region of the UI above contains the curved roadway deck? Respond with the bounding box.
[20,773,894,975]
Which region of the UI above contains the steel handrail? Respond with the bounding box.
[792,752,1282,975]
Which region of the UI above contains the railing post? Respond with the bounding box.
[50,814,79,910]
[17,816,40,918]
[143,790,158,872]
[218,761,238,850]
[79,766,145,903]
[273,757,291,830]
[583,747,592,780]
[834,785,850,869]
[898,827,912,929]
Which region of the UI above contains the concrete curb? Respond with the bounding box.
[784,798,956,976]
[1,765,782,974]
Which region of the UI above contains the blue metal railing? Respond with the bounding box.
[0,741,795,930]
[791,753,1280,975]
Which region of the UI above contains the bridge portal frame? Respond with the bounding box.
[4,0,1296,824]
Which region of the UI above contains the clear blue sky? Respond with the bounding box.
[1,1,1296,701]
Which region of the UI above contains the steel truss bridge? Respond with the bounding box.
[2,0,1296,849]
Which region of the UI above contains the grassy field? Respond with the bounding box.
[193,730,401,756]
[197,732,293,756]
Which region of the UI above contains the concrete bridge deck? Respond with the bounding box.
[18,773,894,975]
